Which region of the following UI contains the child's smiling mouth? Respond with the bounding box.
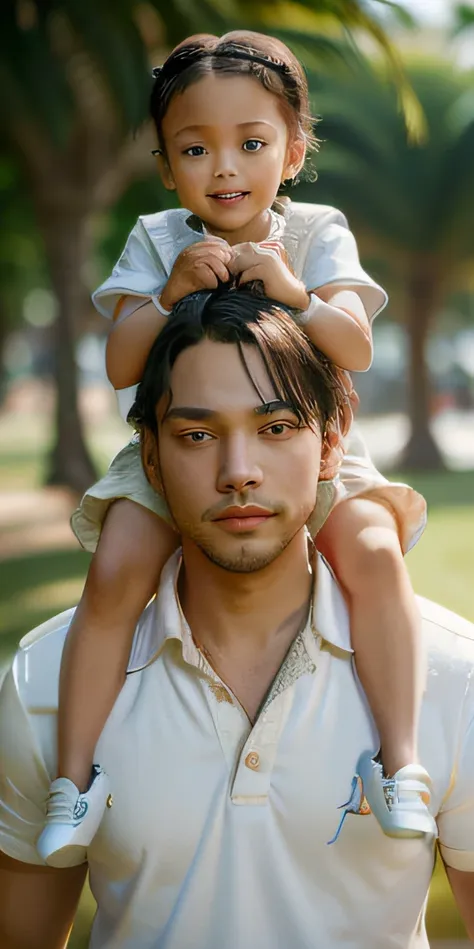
[207,190,250,205]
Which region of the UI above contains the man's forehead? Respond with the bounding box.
[162,338,279,413]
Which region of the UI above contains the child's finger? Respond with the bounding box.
[206,256,231,283]
[197,243,233,264]
[193,262,222,289]
[230,243,278,274]
[237,264,265,285]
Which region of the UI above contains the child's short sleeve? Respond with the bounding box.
[302,207,388,321]
[92,217,168,320]
[437,684,474,871]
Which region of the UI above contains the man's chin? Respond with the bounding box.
[194,536,294,574]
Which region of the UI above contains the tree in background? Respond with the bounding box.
[298,57,474,469]
[0,0,417,492]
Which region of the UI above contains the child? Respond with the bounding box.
[37,31,435,867]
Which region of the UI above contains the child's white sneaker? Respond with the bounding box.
[357,752,438,838]
[37,765,111,867]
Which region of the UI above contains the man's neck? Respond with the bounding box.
[179,531,314,658]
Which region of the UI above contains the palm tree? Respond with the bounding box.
[296,57,474,469]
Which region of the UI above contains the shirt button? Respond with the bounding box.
[245,751,260,771]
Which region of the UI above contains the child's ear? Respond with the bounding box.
[283,136,306,182]
[141,427,164,494]
[154,153,177,191]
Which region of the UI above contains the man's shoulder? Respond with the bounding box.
[420,596,474,648]
[8,608,73,713]
[419,596,474,691]
[8,591,164,715]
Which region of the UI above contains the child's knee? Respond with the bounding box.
[345,525,407,594]
[320,498,404,588]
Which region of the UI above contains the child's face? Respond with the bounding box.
[159,72,304,242]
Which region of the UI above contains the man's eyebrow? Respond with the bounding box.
[163,401,295,421]
[164,407,216,421]
[254,400,295,416]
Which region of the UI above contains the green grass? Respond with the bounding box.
[1,449,473,945]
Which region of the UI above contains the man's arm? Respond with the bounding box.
[445,866,474,941]
[0,850,87,949]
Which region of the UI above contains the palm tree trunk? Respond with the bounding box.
[39,207,98,493]
[401,266,445,471]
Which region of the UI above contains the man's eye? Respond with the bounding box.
[183,431,212,443]
[243,139,264,152]
[183,146,206,157]
[263,423,295,436]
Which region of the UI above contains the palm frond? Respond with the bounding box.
[271,0,426,140]
[452,3,474,36]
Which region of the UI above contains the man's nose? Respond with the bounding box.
[213,150,238,178]
[217,434,263,493]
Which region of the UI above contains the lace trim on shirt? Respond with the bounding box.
[260,627,317,715]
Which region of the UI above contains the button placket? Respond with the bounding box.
[231,690,291,805]
[214,698,251,772]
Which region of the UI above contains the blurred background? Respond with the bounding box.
[0,0,473,944]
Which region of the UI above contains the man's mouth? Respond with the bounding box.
[212,504,275,533]
[207,191,250,205]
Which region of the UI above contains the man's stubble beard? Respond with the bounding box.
[191,533,295,574]
[161,479,315,574]
[165,502,303,573]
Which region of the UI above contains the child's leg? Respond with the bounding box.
[316,496,423,776]
[57,499,179,791]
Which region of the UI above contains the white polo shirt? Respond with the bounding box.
[1,552,474,949]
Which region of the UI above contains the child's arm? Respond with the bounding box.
[106,238,232,390]
[229,242,372,372]
[301,286,373,372]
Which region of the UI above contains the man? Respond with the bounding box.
[1,286,474,949]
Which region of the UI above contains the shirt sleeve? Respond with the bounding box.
[302,208,388,322]
[92,217,168,320]
[437,679,474,871]
[0,667,51,865]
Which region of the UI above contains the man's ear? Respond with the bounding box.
[141,426,164,494]
[319,422,344,483]
[155,153,177,191]
[282,136,306,182]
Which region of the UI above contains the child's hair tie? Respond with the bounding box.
[151,44,296,87]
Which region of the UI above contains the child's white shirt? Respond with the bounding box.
[92,200,388,420]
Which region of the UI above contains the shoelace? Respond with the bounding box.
[382,775,431,810]
[46,787,78,823]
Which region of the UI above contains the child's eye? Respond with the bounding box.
[242,139,265,152]
[183,146,207,157]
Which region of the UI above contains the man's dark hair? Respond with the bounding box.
[129,286,347,437]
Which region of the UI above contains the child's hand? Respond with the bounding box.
[160,239,233,311]
[230,241,310,311]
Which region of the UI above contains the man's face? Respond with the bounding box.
[149,338,322,573]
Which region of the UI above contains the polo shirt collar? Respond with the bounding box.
[126,550,352,675]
